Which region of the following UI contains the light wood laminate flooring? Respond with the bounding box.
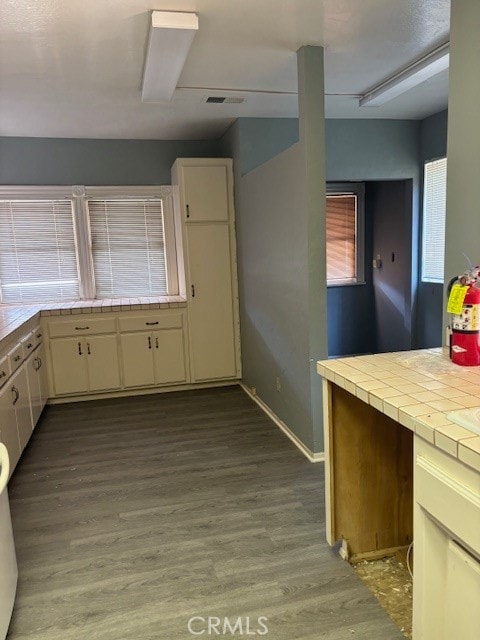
[7,386,404,639]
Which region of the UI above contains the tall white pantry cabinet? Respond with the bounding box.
[172,158,241,383]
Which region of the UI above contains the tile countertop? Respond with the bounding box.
[0,296,187,344]
[317,348,480,474]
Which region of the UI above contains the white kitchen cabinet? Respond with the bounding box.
[10,366,33,452]
[186,224,238,380]
[0,356,11,390]
[413,437,480,639]
[26,348,42,427]
[121,329,187,388]
[172,158,241,383]
[50,335,120,395]
[50,337,88,395]
[35,343,49,409]
[86,335,121,391]
[153,330,187,384]
[0,383,21,479]
[173,161,229,222]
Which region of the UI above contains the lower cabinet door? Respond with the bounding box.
[153,330,187,384]
[11,367,33,452]
[26,351,42,426]
[0,384,21,478]
[50,338,88,395]
[36,343,49,409]
[186,224,238,381]
[444,539,480,639]
[86,335,121,392]
[120,333,154,388]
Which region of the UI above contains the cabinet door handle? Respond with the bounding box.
[36,332,43,339]
[145,321,159,326]
[191,284,195,298]
[33,357,40,371]
[186,204,190,219]
[11,386,19,405]
[78,342,83,355]
[26,342,32,350]
[148,336,152,349]
[37,356,42,369]
[0,370,6,379]
[87,342,91,355]
[75,326,89,331]
[155,337,159,349]
[14,355,21,362]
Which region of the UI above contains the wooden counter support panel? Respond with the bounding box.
[330,384,413,558]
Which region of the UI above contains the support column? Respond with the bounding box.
[444,0,480,323]
[297,46,327,452]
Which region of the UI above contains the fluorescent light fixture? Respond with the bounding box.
[142,11,198,102]
[359,42,449,107]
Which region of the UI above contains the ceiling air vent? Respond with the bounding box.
[204,96,246,104]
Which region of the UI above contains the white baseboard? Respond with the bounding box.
[240,383,325,464]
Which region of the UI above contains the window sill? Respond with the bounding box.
[327,280,366,288]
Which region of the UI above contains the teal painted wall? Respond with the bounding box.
[0,137,219,185]
[445,1,480,312]
[220,118,299,176]
[219,116,421,451]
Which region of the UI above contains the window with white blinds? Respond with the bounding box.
[0,186,177,304]
[0,199,80,303]
[422,158,447,283]
[88,198,167,298]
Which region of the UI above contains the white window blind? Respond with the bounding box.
[88,198,167,298]
[326,194,357,283]
[0,199,79,303]
[422,157,447,283]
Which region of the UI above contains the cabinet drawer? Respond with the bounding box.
[8,343,24,373]
[32,326,44,346]
[22,331,36,356]
[0,355,11,388]
[118,314,184,333]
[48,318,116,338]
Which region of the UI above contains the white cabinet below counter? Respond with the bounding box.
[0,324,48,479]
[120,330,187,388]
[50,335,120,395]
[44,308,190,400]
[413,437,480,639]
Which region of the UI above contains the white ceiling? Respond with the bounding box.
[0,0,450,140]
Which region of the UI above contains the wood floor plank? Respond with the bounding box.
[7,386,404,639]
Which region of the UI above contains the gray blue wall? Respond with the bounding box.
[326,120,421,356]
[0,137,219,185]
[236,143,314,448]
[221,118,421,359]
[220,116,424,452]
[444,2,480,323]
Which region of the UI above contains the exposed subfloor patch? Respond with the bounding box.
[354,556,413,639]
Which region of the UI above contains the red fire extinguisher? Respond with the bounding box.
[448,268,480,366]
